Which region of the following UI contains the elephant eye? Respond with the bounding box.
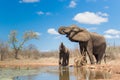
[63,29,65,32]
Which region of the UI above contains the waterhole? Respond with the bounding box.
[0,66,111,80]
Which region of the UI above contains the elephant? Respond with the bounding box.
[58,25,106,64]
[59,42,70,66]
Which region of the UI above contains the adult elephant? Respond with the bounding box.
[58,25,106,64]
[59,42,70,66]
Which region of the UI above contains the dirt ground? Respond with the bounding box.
[0,58,120,80]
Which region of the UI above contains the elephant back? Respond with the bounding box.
[90,32,106,47]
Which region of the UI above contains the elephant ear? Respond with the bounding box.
[68,27,91,42]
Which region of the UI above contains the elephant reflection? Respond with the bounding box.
[59,67,70,80]
[74,67,110,80]
[59,42,70,66]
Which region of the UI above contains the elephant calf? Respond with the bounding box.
[59,42,70,66]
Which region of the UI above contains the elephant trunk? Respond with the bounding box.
[58,27,66,35]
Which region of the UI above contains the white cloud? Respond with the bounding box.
[69,1,77,8]
[54,35,61,39]
[97,12,108,17]
[104,34,112,39]
[104,29,120,35]
[36,11,44,15]
[19,0,40,3]
[104,34,120,39]
[73,11,108,25]
[47,28,59,35]
[36,11,51,16]
[46,12,51,15]
[104,6,109,9]
[35,32,41,36]
[104,29,120,39]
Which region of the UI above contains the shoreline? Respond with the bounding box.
[0,58,74,68]
[0,58,120,80]
[0,59,120,72]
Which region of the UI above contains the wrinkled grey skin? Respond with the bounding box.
[58,25,106,64]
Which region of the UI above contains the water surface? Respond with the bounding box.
[0,66,111,80]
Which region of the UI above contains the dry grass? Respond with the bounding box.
[0,45,120,67]
[0,57,75,69]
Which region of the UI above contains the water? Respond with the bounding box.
[0,66,111,80]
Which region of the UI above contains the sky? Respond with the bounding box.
[0,0,120,52]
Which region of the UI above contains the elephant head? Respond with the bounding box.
[58,25,91,42]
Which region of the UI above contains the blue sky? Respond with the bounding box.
[0,0,120,51]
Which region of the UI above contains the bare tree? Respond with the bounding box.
[0,41,9,61]
[8,30,39,59]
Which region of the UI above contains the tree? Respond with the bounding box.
[8,30,39,59]
[0,41,9,61]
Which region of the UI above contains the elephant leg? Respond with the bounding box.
[80,42,88,63]
[62,58,64,66]
[59,53,65,65]
[97,53,104,64]
[81,51,87,64]
[67,55,69,65]
[59,57,62,65]
[65,59,68,66]
[94,54,98,64]
[66,54,69,66]
[80,47,84,56]
[63,57,66,66]
[98,46,106,64]
[62,55,66,66]
[59,53,62,65]
[87,51,95,64]
[66,57,68,66]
